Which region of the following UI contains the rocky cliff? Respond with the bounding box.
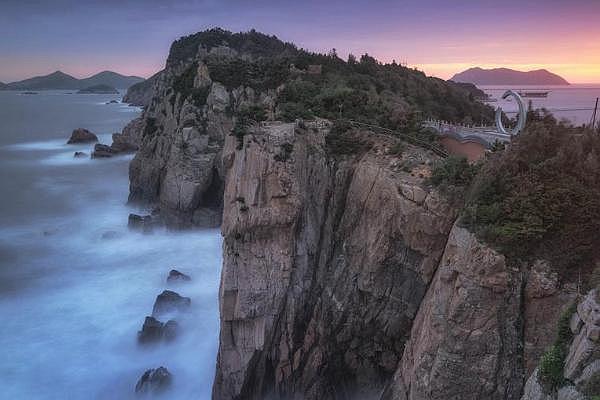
[120,28,596,399]
[521,289,600,400]
[212,120,581,399]
[214,120,458,399]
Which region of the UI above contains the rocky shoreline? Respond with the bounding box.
[106,28,599,399]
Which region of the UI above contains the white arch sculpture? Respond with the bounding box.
[495,90,527,136]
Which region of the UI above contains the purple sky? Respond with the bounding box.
[1,0,599,83]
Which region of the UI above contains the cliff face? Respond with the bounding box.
[212,121,580,399]
[213,121,461,399]
[127,48,276,227]
[520,289,600,400]
[121,29,592,399]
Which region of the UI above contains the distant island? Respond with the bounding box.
[0,71,144,91]
[450,67,569,85]
[77,84,119,94]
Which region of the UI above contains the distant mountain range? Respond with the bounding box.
[450,67,569,86]
[0,71,145,90]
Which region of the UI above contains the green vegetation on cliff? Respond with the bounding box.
[461,110,600,276]
[538,302,577,390]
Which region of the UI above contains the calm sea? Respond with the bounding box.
[0,91,220,399]
[480,84,600,126]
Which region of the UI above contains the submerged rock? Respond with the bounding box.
[91,143,116,158]
[167,269,191,283]
[73,151,87,158]
[134,366,172,395]
[138,316,179,344]
[67,128,98,144]
[151,290,190,317]
[128,214,153,233]
[100,230,121,240]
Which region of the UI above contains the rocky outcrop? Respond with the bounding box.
[213,121,458,399]
[167,269,191,282]
[67,128,98,144]
[138,316,178,344]
[91,143,116,158]
[386,225,524,400]
[135,366,172,395]
[520,289,600,400]
[211,118,587,400]
[127,53,277,228]
[152,290,191,317]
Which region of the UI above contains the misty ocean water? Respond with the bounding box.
[0,91,221,399]
[480,84,600,126]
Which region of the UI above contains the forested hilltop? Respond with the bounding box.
[163,28,494,127]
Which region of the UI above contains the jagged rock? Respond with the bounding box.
[151,290,190,317]
[521,289,600,400]
[73,151,87,158]
[138,316,179,344]
[91,143,116,158]
[106,100,119,104]
[213,122,458,400]
[67,128,98,144]
[138,316,164,344]
[167,269,191,283]
[134,367,172,395]
[128,214,153,233]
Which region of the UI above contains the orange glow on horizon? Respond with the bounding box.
[412,63,600,84]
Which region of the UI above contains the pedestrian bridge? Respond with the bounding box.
[423,119,511,149]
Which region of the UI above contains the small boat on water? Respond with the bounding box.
[518,91,550,98]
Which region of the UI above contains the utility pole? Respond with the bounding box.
[591,97,598,131]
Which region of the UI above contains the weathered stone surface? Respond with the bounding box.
[524,260,578,374]
[67,128,98,144]
[388,224,524,400]
[138,316,179,344]
[127,52,277,228]
[91,143,116,158]
[564,289,600,381]
[213,121,458,400]
[152,290,191,317]
[521,289,600,400]
[134,366,172,394]
[138,316,165,344]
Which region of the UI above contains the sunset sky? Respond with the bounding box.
[1,0,599,83]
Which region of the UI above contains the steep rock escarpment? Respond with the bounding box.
[213,121,459,399]
[212,121,581,399]
[127,49,276,227]
[521,289,600,400]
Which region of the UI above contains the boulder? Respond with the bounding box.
[138,316,179,344]
[91,143,116,158]
[67,128,98,144]
[134,367,172,395]
[167,269,191,283]
[128,214,153,233]
[152,290,190,317]
[73,151,87,158]
[138,317,165,344]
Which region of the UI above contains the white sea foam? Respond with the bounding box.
[0,92,221,399]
